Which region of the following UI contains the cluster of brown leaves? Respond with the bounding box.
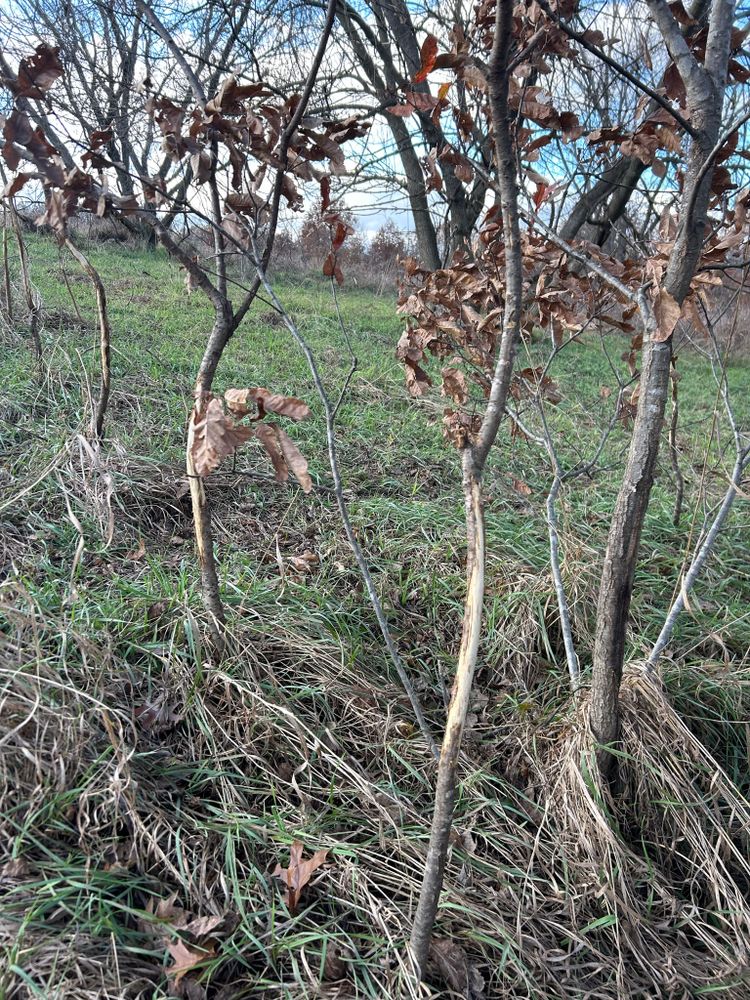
[392,0,750,443]
[383,0,749,246]
[2,45,367,251]
[141,895,238,994]
[396,220,646,444]
[2,42,63,98]
[190,387,312,491]
[2,108,139,230]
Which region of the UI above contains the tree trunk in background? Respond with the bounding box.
[387,116,441,269]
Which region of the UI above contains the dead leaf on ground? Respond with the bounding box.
[125,538,146,560]
[430,937,485,999]
[288,551,319,575]
[1,857,29,879]
[134,693,181,733]
[166,937,215,984]
[272,840,329,913]
[322,941,351,981]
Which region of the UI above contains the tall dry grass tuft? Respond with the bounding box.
[542,666,750,996]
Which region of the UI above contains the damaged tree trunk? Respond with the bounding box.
[409,0,522,974]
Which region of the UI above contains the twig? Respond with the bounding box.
[669,360,684,526]
[535,0,696,136]
[535,399,580,692]
[65,238,112,442]
[249,238,439,761]
[9,200,42,359]
[1,204,12,325]
[646,444,750,670]
[647,286,750,669]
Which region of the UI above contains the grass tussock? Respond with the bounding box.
[1,233,749,998]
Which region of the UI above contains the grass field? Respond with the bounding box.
[1,232,750,998]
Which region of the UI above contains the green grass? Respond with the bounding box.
[1,230,750,999]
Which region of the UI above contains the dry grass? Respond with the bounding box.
[1,238,749,997]
[3,461,750,998]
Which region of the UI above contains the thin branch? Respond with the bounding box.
[9,200,41,360]
[646,444,749,669]
[248,237,439,761]
[134,1,207,104]
[535,0,696,137]
[65,238,112,442]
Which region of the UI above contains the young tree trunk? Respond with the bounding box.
[1,206,11,324]
[10,203,41,359]
[409,0,522,975]
[186,305,237,658]
[409,451,484,974]
[590,0,735,784]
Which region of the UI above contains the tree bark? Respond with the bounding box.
[387,116,441,269]
[409,452,485,974]
[409,0,523,975]
[590,0,736,784]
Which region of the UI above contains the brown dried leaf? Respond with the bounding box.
[652,288,681,342]
[386,103,415,117]
[190,398,254,477]
[461,64,487,91]
[255,422,287,482]
[275,425,313,493]
[134,695,181,733]
[255,423,312,492]
[430,937,485,998]
[272,840,329,914]
[10,44,63,99]
[288,551,319,575]
[3,172,36,197]
[225,387,310,422]
[125,538,146,561]
[413,34,438,83]
[166,938,214,984]
[441,366,468,404]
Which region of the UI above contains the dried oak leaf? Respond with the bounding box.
[413,34,438,83]
[288,551,320,575]
[166,938,214,984]
[190,397,254,477]
[652,288,681,343]
[441,366,468,404]
[272,840,329,914]
[255,423,313,493]
[404,358,432,397]
[430,937,485,999]
[9,44,63,99]
[225,387,310,421]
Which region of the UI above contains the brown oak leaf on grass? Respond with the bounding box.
[272,840,329,913]
[142,896,236,989]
